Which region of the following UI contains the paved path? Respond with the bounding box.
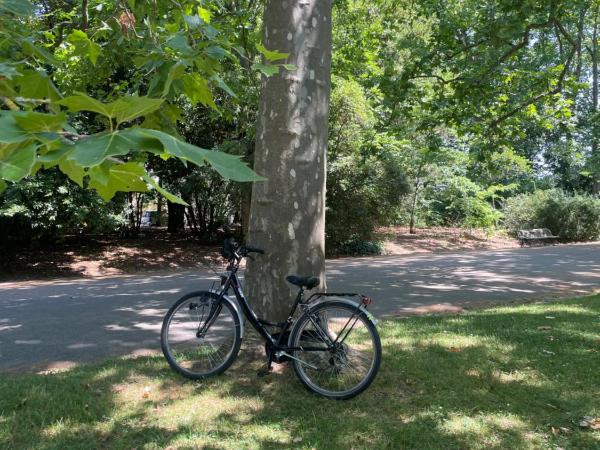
[1,243,599,372]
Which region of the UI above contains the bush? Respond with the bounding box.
[426,176,500,229]
[329,240,384,257]
[503,190,600,241]
[0,169,126,246]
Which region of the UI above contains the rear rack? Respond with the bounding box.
[306,292,366,302]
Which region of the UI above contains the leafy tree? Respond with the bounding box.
[0,0,267,204]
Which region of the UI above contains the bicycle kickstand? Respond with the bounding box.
[257,351,274,377]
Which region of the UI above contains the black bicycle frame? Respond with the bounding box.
[215,261,332,353]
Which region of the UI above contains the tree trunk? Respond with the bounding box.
[246,0,333,320]
[156,193,163,226]
[592,7,600,194]
[167,201,185,233]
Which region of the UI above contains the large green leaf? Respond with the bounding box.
[0,113,33,143]
[110,96,164,125]
[68,131,143,167]
[0,0,33,16]
[56,94,114,118]
[67,30,101,66]
[0,142,36,182]
[181,74,216,110]
[14,111,66,132]
[17,70,62,101]
[88,162,148,201]
[127,128,264,182]
[58,157,86,187]
[56,94,163,125]
[162,62,186,97]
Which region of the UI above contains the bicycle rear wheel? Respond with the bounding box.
[289,300,381,399]
[161,291,241,379]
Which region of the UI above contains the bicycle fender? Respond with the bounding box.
[207,290,245,338]
[307,297,379,326]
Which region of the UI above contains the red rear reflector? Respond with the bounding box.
[362,297,373,305]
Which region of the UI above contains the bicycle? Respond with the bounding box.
[160,238,382,399]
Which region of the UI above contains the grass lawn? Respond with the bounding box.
[1,295,599,449]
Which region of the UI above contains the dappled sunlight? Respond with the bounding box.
[440,412,541,447]
[1,296,599,448]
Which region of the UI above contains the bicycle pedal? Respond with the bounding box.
[257,365,273,377]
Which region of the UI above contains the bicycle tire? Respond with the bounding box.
[161,291,242,380]
[289,299,381,400]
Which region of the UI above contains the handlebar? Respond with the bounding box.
[220,238,265,261]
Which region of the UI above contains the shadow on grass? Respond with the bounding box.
[1,296,599,449]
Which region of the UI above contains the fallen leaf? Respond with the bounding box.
[142,386,151,399]
[448,347,461,353]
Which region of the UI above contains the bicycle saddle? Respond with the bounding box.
[286,275,320,290]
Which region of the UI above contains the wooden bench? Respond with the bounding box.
[517,228,559,246]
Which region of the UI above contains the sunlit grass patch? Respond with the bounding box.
[0,294,599,449]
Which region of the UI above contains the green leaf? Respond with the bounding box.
[67,29,102,66]
[20,39,59,66]
[110,96,164,125]
[58,157,86,187]
[251,63,279,77]
[56,94,163,124]
[197,6,211,23]
[181,74,216,110]
[0,114,33,143]
[166,33,192,55]
[88,162,148,201]
[144,175,188,205]
[0,142,36,182]
[256,43,288,62]
[109,162,147,191]
[211,75,236,98]
[162,62,186,97]
[56,93,114,118]
[68,130,144,167]
[0,0,33,16]
[17,70,62,101]
[281,64,297,71]
[14,112,66,132]
[127,128,264,182]
[0,179,6,194]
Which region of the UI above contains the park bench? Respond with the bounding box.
[517,228,559,247]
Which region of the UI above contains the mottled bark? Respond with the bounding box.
[246,0,332,320]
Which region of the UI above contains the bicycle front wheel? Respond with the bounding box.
[161,291,241,380]
[289,300,381,399]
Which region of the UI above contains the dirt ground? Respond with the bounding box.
[378,226,519,256]
[0,227,520,281]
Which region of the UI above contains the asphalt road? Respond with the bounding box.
[1,243,598,372]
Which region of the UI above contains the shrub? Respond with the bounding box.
[503,190,600,241]
[329,240,384,257]
[0,169,126,246]
[426,176,500,229]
